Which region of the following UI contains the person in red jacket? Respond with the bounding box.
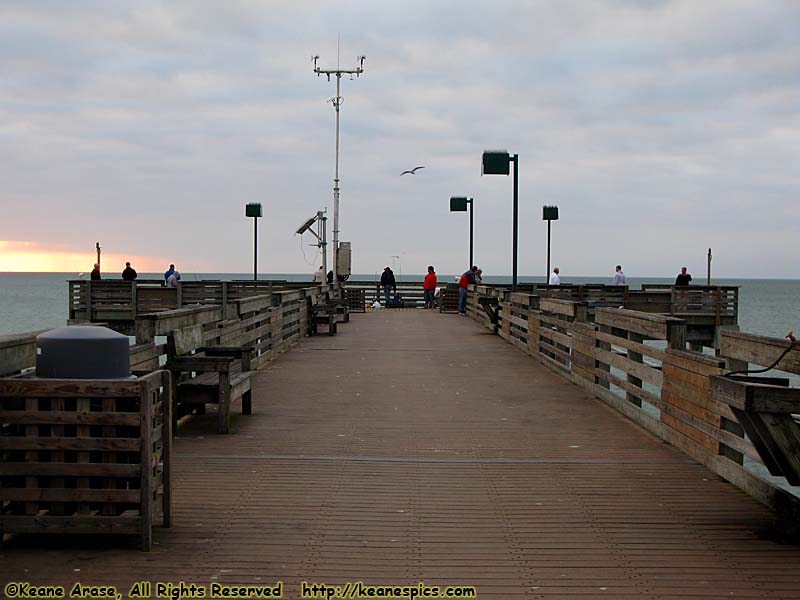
[458,266,478,315]
[423,265,437,309]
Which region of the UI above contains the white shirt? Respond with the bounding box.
[313,269,324,283]
[613,271,626,285]
[548,272,560,285]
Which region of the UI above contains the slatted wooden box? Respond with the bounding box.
[344,288,366,313]
[439,288,460,314]
[0,371,171,550]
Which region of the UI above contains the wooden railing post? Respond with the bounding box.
[667,321,687,351]
[626,332,644,407]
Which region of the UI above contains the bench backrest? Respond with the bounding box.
[167,324,205,357]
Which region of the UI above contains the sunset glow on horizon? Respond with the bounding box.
[0,240,171,274]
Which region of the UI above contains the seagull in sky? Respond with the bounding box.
[400,166,425,176]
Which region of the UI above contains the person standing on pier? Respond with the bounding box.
[164,263,175,284]
[313,265,325,284]
[90,263,101,281]
[423,266,437,309]
[675,266,692,286]
[122,261,138,281]
[612,265,625,286]
[458,266,478,315]
[381,266,396,306]
[549,267,561,285]
[166,270,181,288]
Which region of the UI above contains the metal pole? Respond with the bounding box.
[707,247,712,286]
[469,198,474,268]
[313,53,365,284]
[253,216,258,281]
[333,73,341,283]
[512,154,519,291]
[547,219,551,284]
[320,211,328,278]
[96,242,101,271]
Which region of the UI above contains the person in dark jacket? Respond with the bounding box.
[380,267,396,306]
[90,263,101,281]
[121,262,137,281]
[675,266,692,286]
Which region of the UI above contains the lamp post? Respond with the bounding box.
[449,197,474,268]
[543,205,559,284]
[482,150,519,291]
[245,203,262,281]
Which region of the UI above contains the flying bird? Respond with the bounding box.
[400,166,425,176]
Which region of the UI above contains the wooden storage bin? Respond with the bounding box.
[0,371,172,550]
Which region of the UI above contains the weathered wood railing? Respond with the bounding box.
[68,279,320,326]
[466,285,799,514]
[344,280,428,307]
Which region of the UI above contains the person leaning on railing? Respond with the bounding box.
[458,266,478,316]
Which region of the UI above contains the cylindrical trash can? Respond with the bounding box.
[36,326,131,379]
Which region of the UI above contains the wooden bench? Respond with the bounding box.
[309,292,349,336]
[165,324,253,434]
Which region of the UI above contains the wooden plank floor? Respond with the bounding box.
[3,310,800,598]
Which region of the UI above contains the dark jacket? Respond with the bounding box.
[122,266,137,281]
[380,269,396,287]
[675,273,692,286]
[90,268,101,281]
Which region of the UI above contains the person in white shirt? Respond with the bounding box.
[613,265,626,286]
[313,266,324,284]
[166,271,181,288]
[548,267,560,285]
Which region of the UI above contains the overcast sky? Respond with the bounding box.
[1,1,798,278]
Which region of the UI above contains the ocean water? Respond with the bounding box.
[0,272,798,340]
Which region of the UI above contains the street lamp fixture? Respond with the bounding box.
[449,197,474,268]
[543,205,559,284]
[481,150,519,290]
[245,203,263,281]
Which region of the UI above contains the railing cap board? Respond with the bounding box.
[664,348,726,371]
[710,375,800,413]
[508,292,536,306]
[596,307,685,340]
[235,294,272,313]
[138,306,223,336]
[138,305,220,320]
[540,297,583,317]
[720,330,800,374]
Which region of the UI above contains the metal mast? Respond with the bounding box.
[312,50,365,283]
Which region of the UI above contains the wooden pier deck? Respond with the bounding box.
[3,310,800,598]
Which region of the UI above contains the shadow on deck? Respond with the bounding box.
[2,310,800,599]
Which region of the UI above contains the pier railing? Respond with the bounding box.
[68,279,336,332]
[465,285,799,513]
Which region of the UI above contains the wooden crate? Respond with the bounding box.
[0,371,172,550]
[344,288,366,313]
[439,288,460,313]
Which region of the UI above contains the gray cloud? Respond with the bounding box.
[1,0,798,278]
